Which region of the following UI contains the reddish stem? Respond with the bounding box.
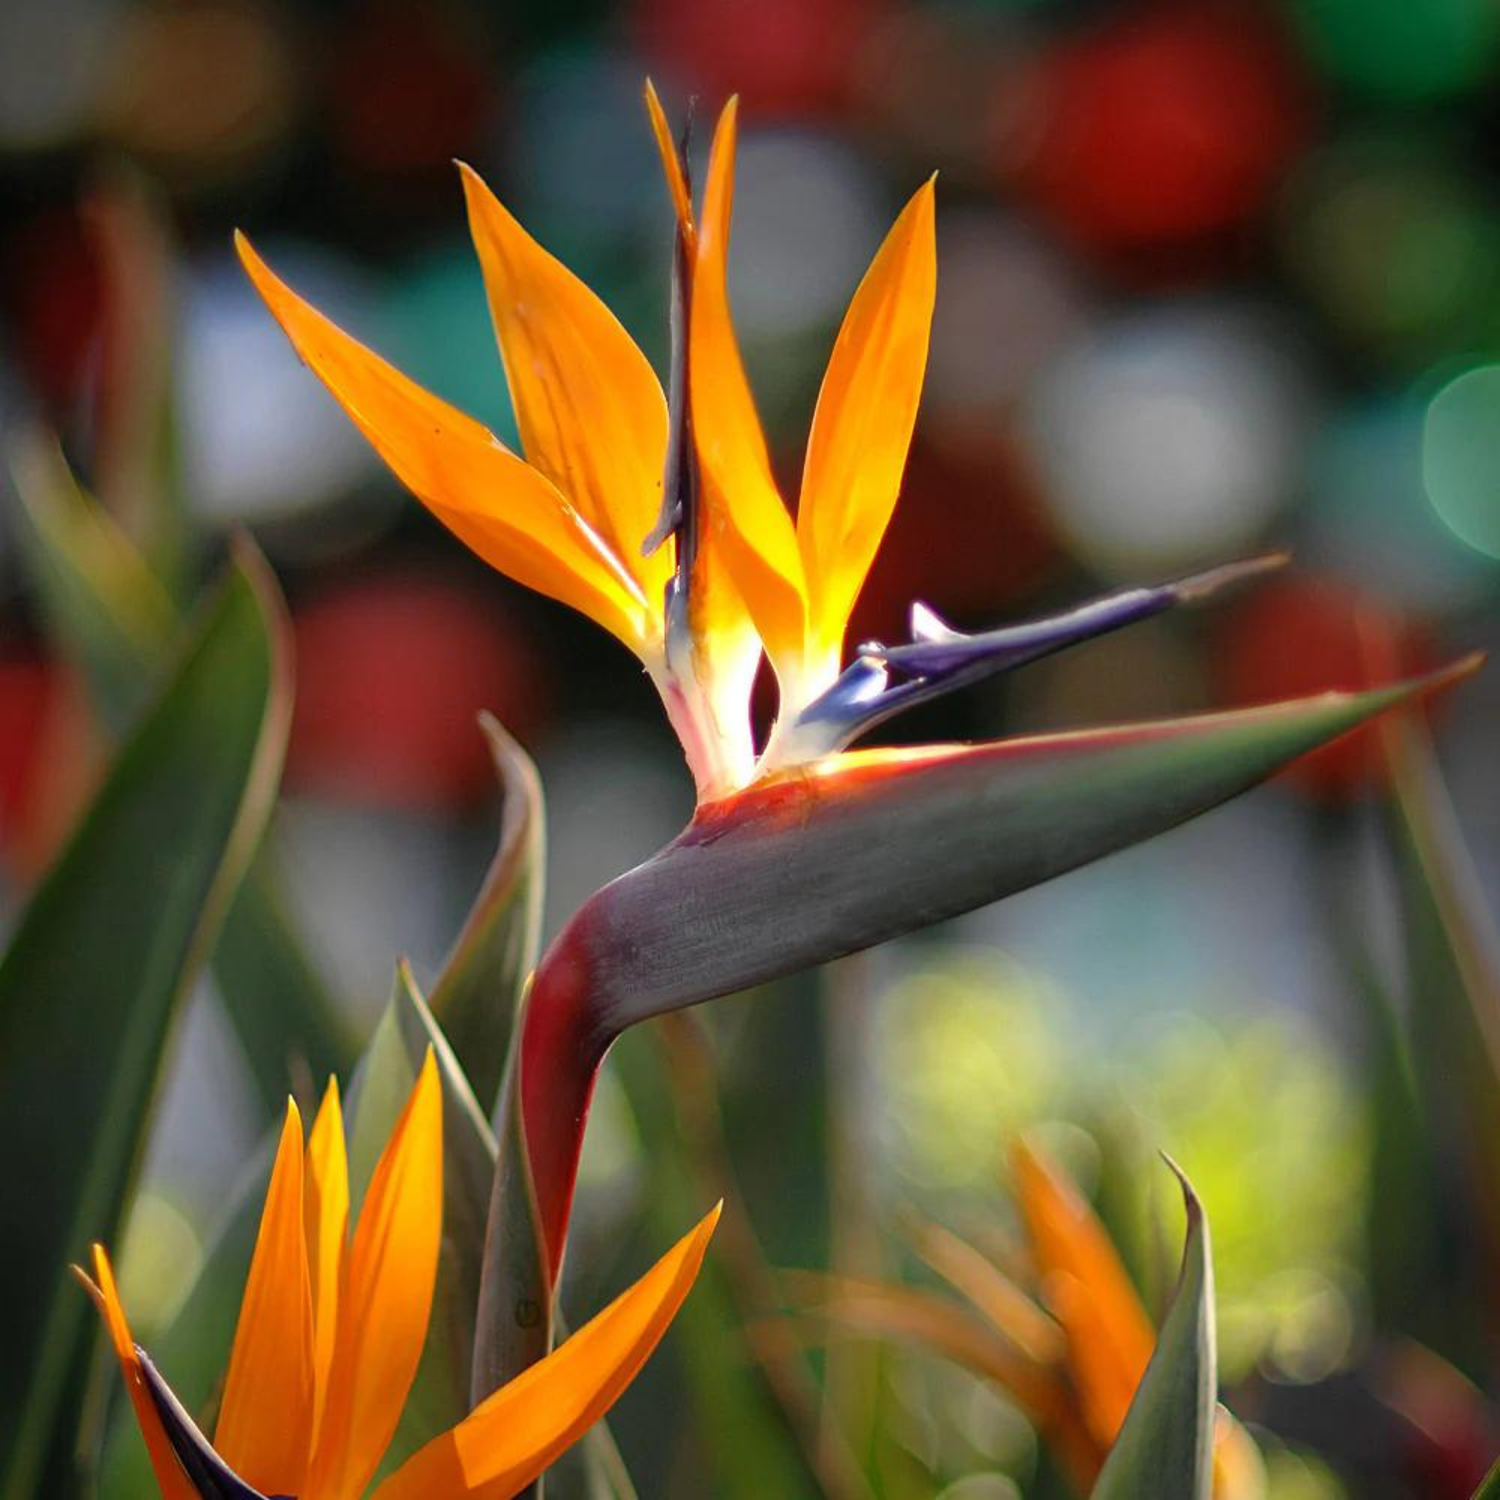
[519,920,612,1281]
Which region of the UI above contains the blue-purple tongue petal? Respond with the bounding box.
[135,1349,280,1500]
[780,553,1287,762]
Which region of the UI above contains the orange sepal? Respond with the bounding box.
[214,1100,316,1493]
[74,1248,196,1500]
[236,233,654,655]
[373,1204,720,1500]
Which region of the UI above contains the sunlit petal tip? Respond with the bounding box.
[305,1071,350,1438]
[644,79,693,239]
[1171,550,1290,602]
[239,223,655,651]
[78,1247,199,1500]
[458,161,672,607]
[214,1097,315,1493]
[690,89,808,677]
[304,1048,443,1500]
[375,1203,718,1500]
[795,154,938,678]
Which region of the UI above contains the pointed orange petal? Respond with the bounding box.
[910,1218,1065,1366]
[798,177,936,671]
[1011,1136,1155,1449]
[236,233,654,654]
[75,1248,196,1500]
[644,79,694,249]
[305,1051,444,1500]
[372,1204,721,1500]
[689,99,807,683]
[213,1100,316,1494]
[457,163,672,601]
[1213,1408,1267,1500]
[305,1076,350,1447]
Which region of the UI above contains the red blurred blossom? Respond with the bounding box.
[1379,1344,1495,1500]
[288,571,547,811]
[634,0,887,118]
[1215,573,1433,798]
[0,206,104,410]
[326,0,492,181]
[848,434,1059,650]
[999,4,1312,264]
[0,654,100,879]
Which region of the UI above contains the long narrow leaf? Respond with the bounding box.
[429,714,544,1113]
[0,546,291,1494]
[348,962,498,1475]
[12,434,353,1106]
[1091,1162,1215,1500]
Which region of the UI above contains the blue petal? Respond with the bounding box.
[780,554,1287,761]
[135,1348,281,1500]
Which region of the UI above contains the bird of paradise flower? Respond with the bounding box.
[235,81,1476,1389]
[78,1053,718,1499]
[796,1136,1264,1497]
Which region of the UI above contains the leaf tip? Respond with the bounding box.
[1159,1151,1203,1231]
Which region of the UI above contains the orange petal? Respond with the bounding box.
[1213,1408,1268,1500]
[644,79,694,250]
[236,233,655,654]
[74,1248,196,1500]
[305,1076,350,1447]
[790,1269,1063,1421]
[214,1100,316,1493]
[909,1218,1065,1366]
[305,1051,444,1500]
[372,1204,721,1500]
[458,163,672,603]
[798,178,936,673]
[689,98,807,684]
[1011,1136,1155,1450]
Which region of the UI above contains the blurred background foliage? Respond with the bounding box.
[2,0,1500,1495]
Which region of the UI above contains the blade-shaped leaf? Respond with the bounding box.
[1091,1162,1215,1500]
[470,1048,551,1406]
[1380,704,1500,1358]
[428,713,544,1112]
[1474,1458,1500,1498]
[513,663,1477,1270]
[11,430,177,729]
[610,1022,842,1500]
[0,546,291,1495]
[12,433,354,1107]
[347,963,497,1477]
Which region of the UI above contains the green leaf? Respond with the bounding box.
[429,713,544,1113]
[1473,1457,1500,1499]
[348,963,498,1473]
[10,430,177,730]
[1382,705,1500,1367]
[12,432,354,1108]
[609,1022,845,1500]
[469,1055,551,1404]
[365,969,632,1498]
[0,546,291,1495]
[1092,1160,1215,1500]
